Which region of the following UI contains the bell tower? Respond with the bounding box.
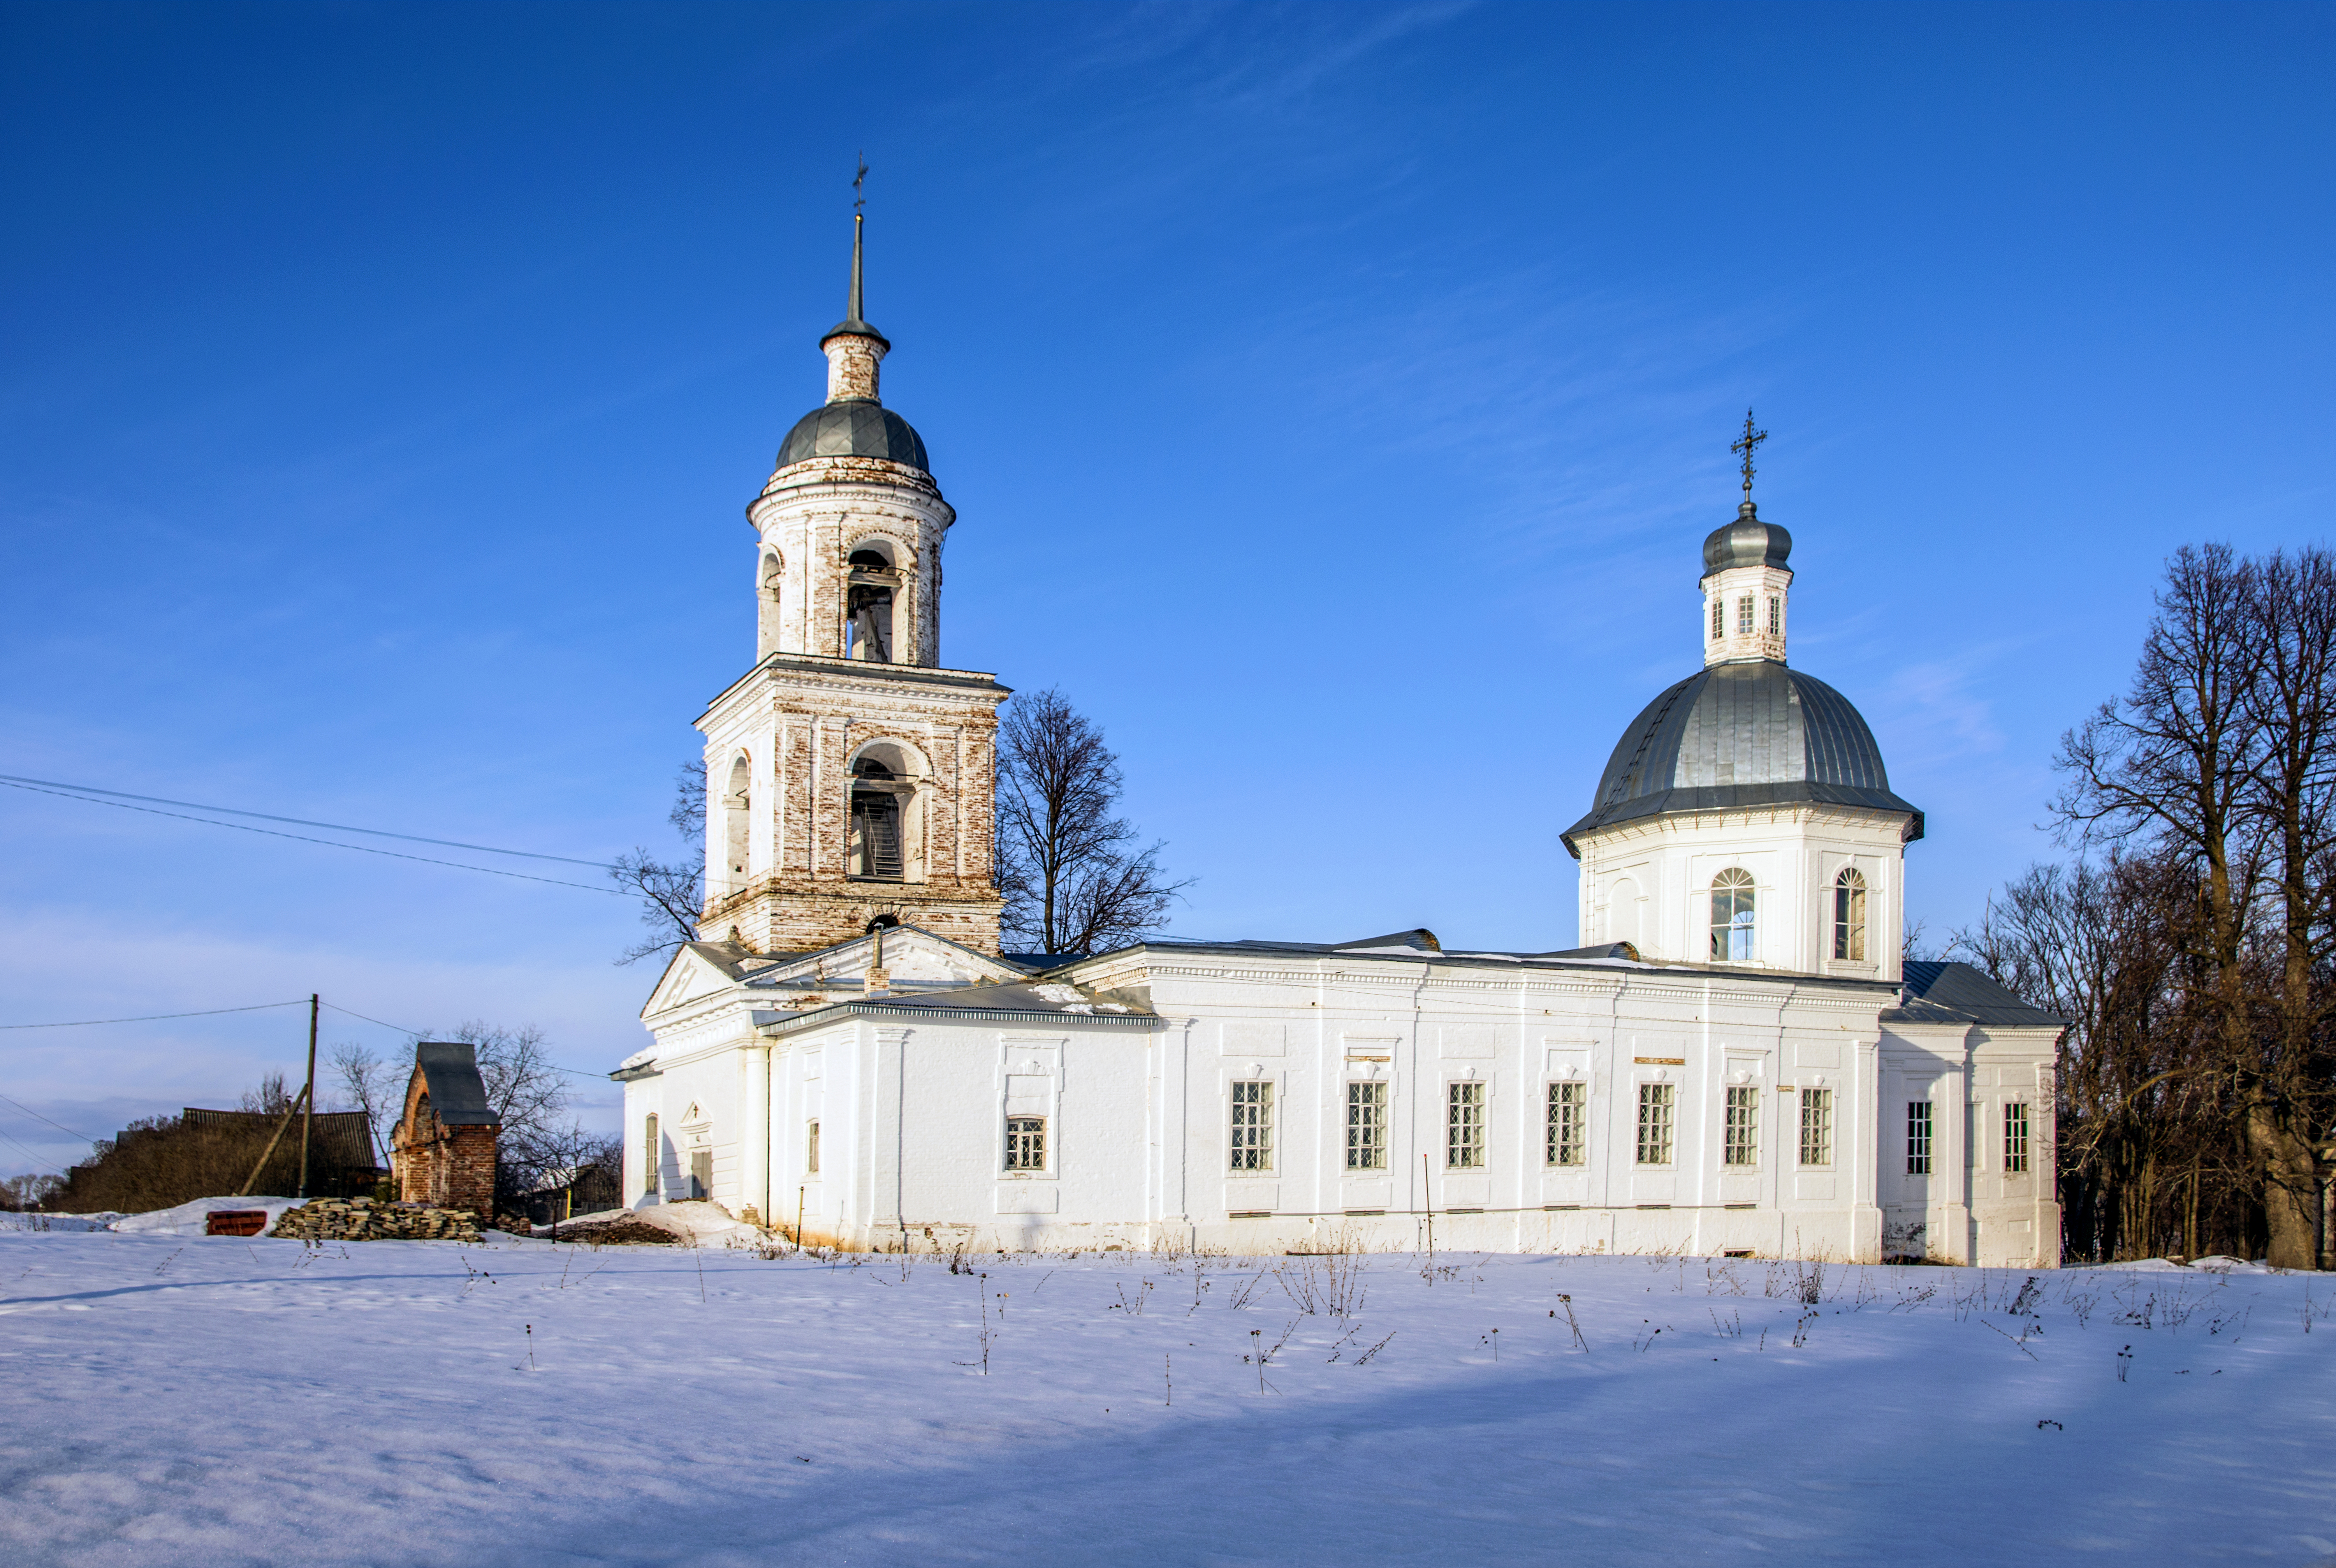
[695,203,1008,956]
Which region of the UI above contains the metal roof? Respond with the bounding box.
[1889,961,2067,1029]
[412,1041,500,1126]
[1701,503,1793,574]
[1563,659,1923,854]
[775,398,929,472]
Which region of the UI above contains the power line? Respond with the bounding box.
[0,1094,96,1144]
[0,778,627,895]
[0,774,616,867]
[318,1001,422,1037]
[0,1000,311,1030]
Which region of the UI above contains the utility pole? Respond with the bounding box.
[297,993,318,1200]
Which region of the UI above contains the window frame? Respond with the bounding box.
[1710,596,1724,641]
[1833,868,1869,962]
[1798,1088,1834,1167]
[1635,1081,1676,1167]
[1766,594,1781,635]
[2004,1101,2031,1174]
[1906,1100,1932,1175]
[1345,1081,1388,1171]
[1723,1085,1759,1167]
[1736,595,1754,635]
[1545,1080,1587,1167]
[806,1117,821,1176]
[1229,1080,1275,1173]
[1445,1081,1486,1170]
[1004,1114,1047,1173]
[1710,868,1757,962]
[642,1112,660,1198]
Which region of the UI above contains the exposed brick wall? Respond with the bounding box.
[389,1081,499,1219]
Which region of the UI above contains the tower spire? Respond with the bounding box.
[848,153,867,325]
[820,156,888,400]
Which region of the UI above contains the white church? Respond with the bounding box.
[616,220,2063,1267]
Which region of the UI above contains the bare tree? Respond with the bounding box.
[236,1072,293,1116]
[994,687,1191,956]
[2236,547,2336,1264]
[450,1021,570,1150]
[611,760,708,965]
[328,1041,395,1165]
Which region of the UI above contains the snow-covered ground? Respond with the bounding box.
[4,1225,2334,1566]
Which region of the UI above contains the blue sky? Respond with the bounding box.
[2,2,2329,1176]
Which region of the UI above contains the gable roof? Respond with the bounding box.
[409,1041,500,1126]
[1888,961,2066,1029]
[752,978,1161,1037]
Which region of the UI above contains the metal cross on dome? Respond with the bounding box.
[854,154,868,214]
[1731,408,1769,501]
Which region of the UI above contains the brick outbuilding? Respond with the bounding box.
[390,1042,501,1218]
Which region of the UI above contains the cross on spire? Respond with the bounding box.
[1731,408,1768,501]
[854,152,868,214]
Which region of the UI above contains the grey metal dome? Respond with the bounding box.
[776,399,929,472]
[1562,660,1922,854]
[1703,502,1792,575]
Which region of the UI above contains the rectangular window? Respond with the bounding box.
[1004,1115,1046,1172]
[1724,1086,1759,1166]
[1766,595,1781,635]
[1446,1081,1486,1169]
[1345,1081,1388,1170]
[1799,1089,1833,1167]
[1736,595,1754,634]
[642,1112,660,1198]
[1635,1082,1675,1166]
[806,1119,820,1176]
[1546,1081,1586,1166]
[1710,597,1724,641]
[1907,1101,1932,1175]
[2005,1102,2030,1173]
[1230,1081,1274,1172]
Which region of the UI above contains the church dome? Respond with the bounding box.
[1702,503,1792,575]
[776,398,929,472]
[1562,660,1922,853]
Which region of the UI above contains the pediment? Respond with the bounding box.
[641,943,755,1021]
[742,925,1029,995]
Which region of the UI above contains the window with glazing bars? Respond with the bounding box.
[1345,1081,1387,1170]
[1546,1081,1586,1166]
[1767,595,1781,635]
[1724,1086,1758,1166]
[1446,1082,1486,1169]
[1230,1081,1274,1172]
[2004,1102,2030,1173]
[1711,868,1757,961]
[1799,1088,1833,1167]
[1636,1082,1675,1165]
[806,1119,820,1175]
[1004,1116,1046,1172]
[642,1112,660,1198]
[1710,597,1724,641]
[1906,1101,1932,1174]
[1736,595,1754,634]
[1833,869,1868,961]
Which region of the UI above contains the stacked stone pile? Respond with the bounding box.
[268,1197,483,1243]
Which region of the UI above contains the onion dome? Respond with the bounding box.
[1702,501,1793,575]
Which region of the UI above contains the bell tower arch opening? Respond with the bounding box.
[844,543,902,663]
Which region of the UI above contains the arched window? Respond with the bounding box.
[1833,868,1868,961]
[722,755,751,890]
[1710,868,1756,961]
[848,756,905,879]
[757,551,784,655]
[844,546,898,662]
